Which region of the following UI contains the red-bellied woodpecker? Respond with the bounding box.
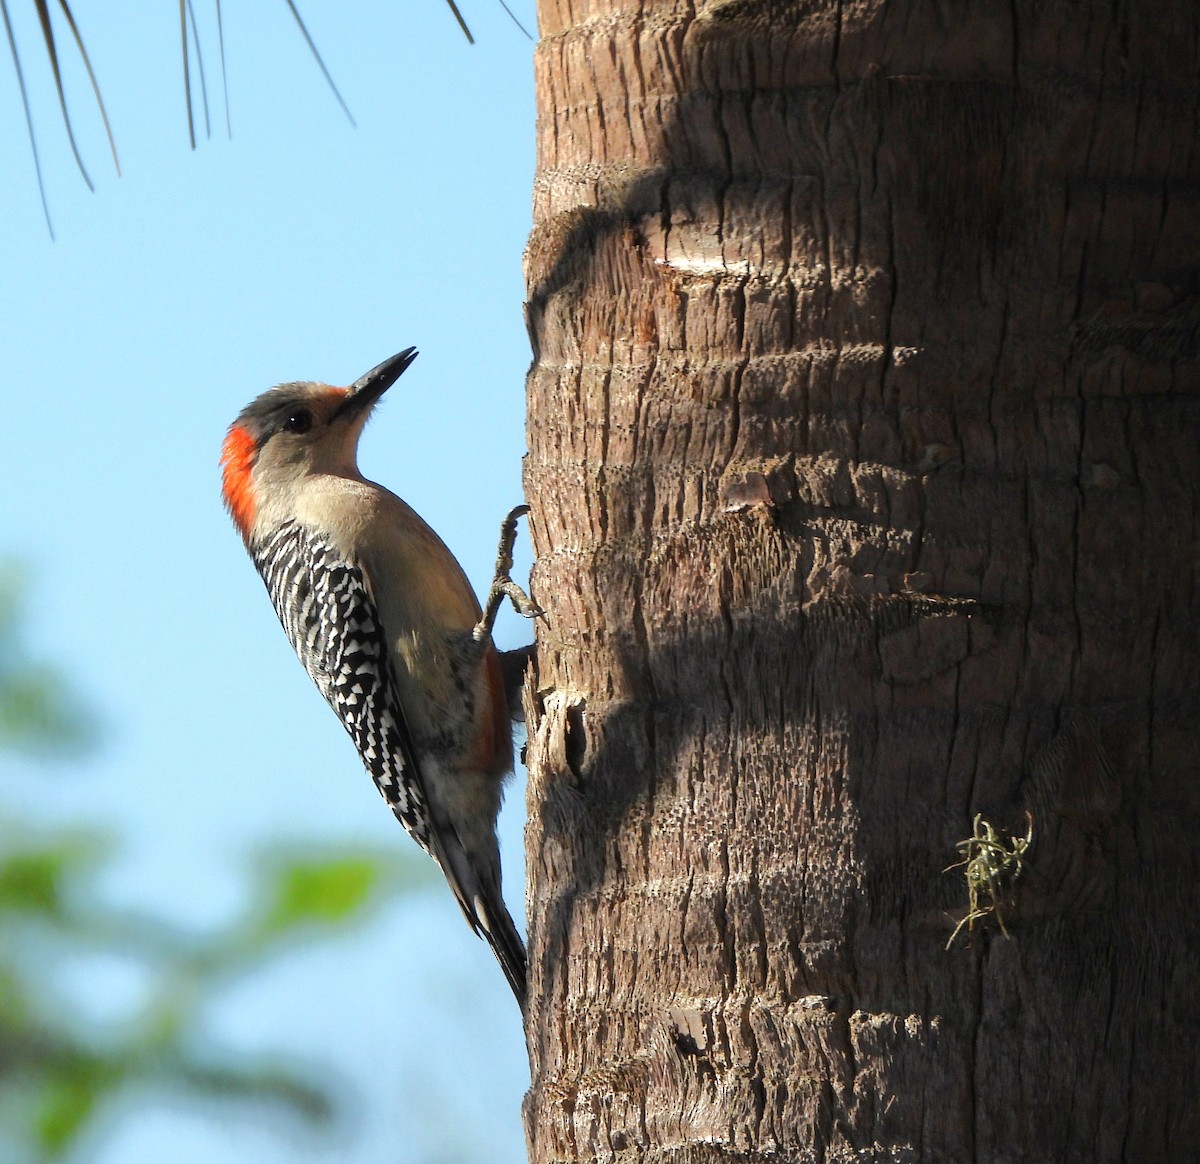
[220,349,537,1004]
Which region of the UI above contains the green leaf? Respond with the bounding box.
[34,1062,109,1156]
[0,850,68,915]
[263,856,380,934]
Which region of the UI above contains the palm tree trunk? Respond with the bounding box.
[521,2,1200,1160]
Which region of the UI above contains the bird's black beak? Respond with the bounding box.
[334,347,418,422]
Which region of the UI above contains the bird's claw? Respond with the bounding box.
[473,505,542,642]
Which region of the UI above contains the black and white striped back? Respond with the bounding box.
[250,519,432,851]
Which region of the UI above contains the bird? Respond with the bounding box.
[220,348,536,1003]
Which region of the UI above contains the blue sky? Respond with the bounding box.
[1,2,538,1160]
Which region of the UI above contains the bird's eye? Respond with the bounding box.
[283,409,313,434]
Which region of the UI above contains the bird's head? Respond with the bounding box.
[221,348,418,542]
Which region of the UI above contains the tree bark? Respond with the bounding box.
[521,2,1200,1161]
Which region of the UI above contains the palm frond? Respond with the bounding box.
[281,0,354,127]
[179,0,193,148]
[55,1,119,174]
[495,0,533,40]
[215,0,229,137]
[447,1,535,43]
[444,0,475,44]
[1,0,53,236]
[185,0,211,142]
[32,0,93,189]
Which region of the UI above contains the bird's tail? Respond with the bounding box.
[433,831,527,1008]
[472,886,528,1006]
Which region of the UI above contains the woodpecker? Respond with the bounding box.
[221,349,536,1004]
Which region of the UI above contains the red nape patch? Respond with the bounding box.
[220,424,258,540]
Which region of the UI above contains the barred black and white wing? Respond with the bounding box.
[250,519,433,850]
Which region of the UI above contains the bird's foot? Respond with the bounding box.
[473,505,542,643]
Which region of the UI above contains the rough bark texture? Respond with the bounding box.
[521,2,1200,1161]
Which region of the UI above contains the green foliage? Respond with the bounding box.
[0,571,429,1161]
[0,825,428,1162]
[0,828,110,927]
[263,853,384,933]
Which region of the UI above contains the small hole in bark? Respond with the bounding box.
[564,701,587,778]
